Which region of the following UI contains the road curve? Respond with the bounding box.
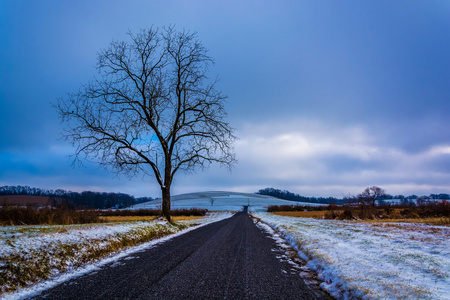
[33,212,325,299]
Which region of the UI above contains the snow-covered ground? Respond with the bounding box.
[0,212,233,299]
[253,212,450,300]
[131,191,325,211]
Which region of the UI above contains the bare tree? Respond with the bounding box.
[358,186,386,207]
[55,27,237,221]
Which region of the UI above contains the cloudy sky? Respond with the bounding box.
[1,1,450,198]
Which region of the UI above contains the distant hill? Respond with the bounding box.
[130,191,326,211]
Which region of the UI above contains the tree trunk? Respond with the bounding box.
[162,187,171,222]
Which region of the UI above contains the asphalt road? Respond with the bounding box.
[33,211,326,300]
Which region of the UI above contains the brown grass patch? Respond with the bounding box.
[0,222,185,295]
[273,210,450,226]
[100,208,207,217]
[273,211,330,218]
[102,215,202,223]
[101,216,158,222]
[172,215,203,222]
[273,211,450,225]
[355,217,450,226]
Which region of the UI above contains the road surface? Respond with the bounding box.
[33,211,328,299]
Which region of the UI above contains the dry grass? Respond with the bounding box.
[172,215,203,222]
[273,211,331,218]
[101,208,207,217]
[272,211,450,226]
[101,216,158,222]
[355,217,450,226]
[0,222,188,295]
[101,215,203,223]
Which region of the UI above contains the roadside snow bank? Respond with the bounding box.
[0,212,232,298]
[253,212,450,300]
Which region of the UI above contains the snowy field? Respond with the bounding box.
[131,191,325,211]
[253,212,450,299]
[0,212,233,299]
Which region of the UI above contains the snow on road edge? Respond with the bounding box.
[253,212,450,300]
[2,212,233,300]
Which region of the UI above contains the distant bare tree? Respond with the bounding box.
[358,186,386,207]
[56,27,237,221]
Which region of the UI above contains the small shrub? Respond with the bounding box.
[388,210,402,219]
[267,204,325,212]
[358,207,376,220]
[339,206,355,220]
[324,211,338,219]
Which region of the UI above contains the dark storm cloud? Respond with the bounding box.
[1,1,450,197]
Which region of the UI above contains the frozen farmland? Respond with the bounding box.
[254,212,450,299]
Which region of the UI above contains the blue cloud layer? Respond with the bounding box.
[1,1,450,197]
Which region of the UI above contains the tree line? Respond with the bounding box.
[0,185,153,209]
[257,187,450,205]
[257,187,344,204]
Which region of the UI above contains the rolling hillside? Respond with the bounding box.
[130,191,325,211]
